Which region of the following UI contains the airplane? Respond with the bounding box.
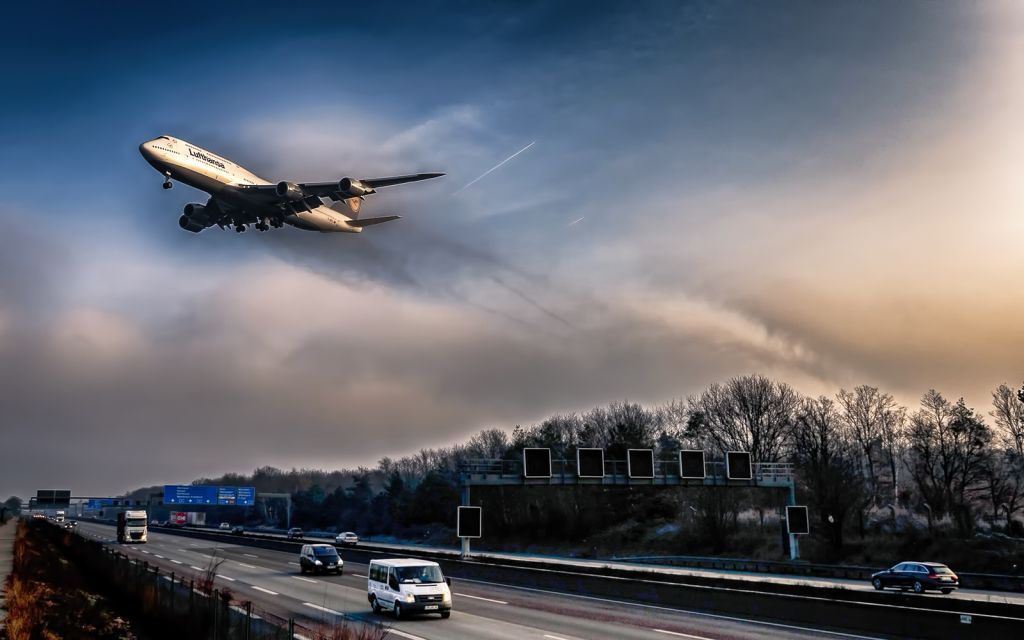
[139,135,444,233]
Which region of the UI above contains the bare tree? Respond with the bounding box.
[836,385,900,506]
[685,374,800,462]
[790,396,866,551]
[992,384,1024,458]
[906,391,992,535]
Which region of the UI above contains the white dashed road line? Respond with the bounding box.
[544,636,572,640]
[217,574,236,582]
[252,585,278,596]
[302,602,342,616]
[171,560,183,565]
[238,562,257,569]
[654,630,715,640]
[455,593,508,605]
[292,576,318,584]
[243,553,259,558]
[387,629,428,640]
[190,566,203,571]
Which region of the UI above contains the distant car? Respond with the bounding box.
[32,514,46,520]
[335,531,359,546]
[63,520,78,530]
[150,519,160,525]
[299,544,343,575]
[219,522,231,530]
[286,527,304,540]
[231,525,245,535]
[871,561,959,594]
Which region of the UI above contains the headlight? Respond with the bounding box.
[405,593,415,603]
[315,559,322,566]
[443,592,452,604]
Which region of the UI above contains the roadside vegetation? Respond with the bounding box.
[1,520,136,640]
[128,376,1024,573]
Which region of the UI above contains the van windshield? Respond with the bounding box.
[396,565,444,584]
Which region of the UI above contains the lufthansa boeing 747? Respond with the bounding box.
[139,135,443,233]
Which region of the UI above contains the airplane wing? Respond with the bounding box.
[238,172,444,201]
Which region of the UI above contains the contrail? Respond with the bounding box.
[453,141,536,194]
[568,216,585,227]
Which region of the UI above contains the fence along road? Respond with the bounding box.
[75,520,902,640]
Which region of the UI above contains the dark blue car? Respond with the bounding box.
[871,561,958,594]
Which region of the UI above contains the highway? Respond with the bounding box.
[173,526,1024,606]
[75,521,889,640]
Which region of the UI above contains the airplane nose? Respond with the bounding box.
[139,140,154,158]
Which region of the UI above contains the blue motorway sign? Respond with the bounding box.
[163,485,256,506]
[86,498,115,510]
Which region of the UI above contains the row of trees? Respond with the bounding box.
[167,375,1024,552]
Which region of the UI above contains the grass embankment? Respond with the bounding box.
[1,520,135,640]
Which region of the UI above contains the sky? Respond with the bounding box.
[1,1,1023,499]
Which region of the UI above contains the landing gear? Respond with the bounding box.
[162,172,172,190]
[256,217,270,232]
[234,223,246,233]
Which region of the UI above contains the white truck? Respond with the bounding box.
[117,510,148,543]
[54,510,65,523]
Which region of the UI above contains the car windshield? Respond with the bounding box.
[313,547,337,557]
[396,565,444,584]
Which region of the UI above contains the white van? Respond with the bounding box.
[367,558,452,619]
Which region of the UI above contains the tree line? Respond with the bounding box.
[148,375,1024,553]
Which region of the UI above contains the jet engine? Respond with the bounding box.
[275,181,304,200]
[179,215,205,233]
[183,202,208,222]
[338,177,373,196]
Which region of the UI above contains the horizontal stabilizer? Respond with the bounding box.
[348,215,401,228]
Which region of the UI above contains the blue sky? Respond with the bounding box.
[1,1,1022,498]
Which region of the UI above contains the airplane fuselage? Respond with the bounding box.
[139,135,362,232]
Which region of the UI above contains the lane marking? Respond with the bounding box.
[141,550,151,554]
[154,554,165,559]
[293,576,318,584]
[544,636,572,640]
[457,577,885,640]
[171,560,183,565]
[217,574,236,582]
[654,630,715,640]
[243,553,259,558]
[387,629,427,640]
[252,585,278,596]
[238,563,258,569]
[180,549,192,553]
[455,592,508,605]
[302,602,342,616]
[288,562,300,566]
[190,566,203,571]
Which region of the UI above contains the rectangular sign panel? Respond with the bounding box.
[627,449,655,478]
[35,490,71,506]
[163,485,256,506]
[164,485,217,505]
[457,506,482,538]
[577,448,605,478]
[172,511,187,525]
[679,450,706,479]
[786,506,809,535]
[523,448,552,478]
[726,451,753,480]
